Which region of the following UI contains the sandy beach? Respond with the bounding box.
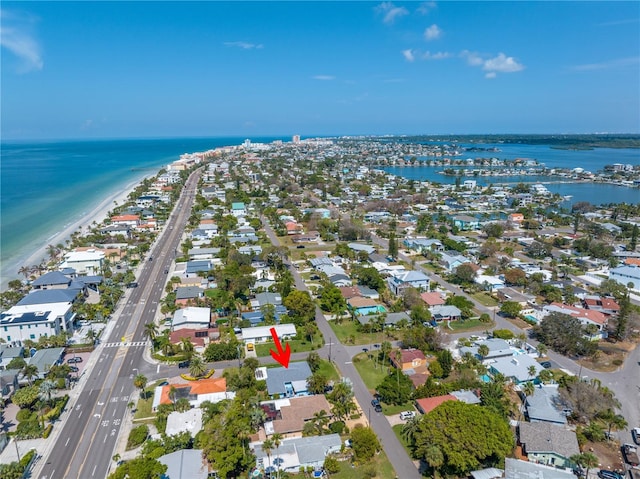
[1,174,153,287]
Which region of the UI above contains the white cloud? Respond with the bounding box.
[485,72,496,79]
[424,24,442,41]
[375,2,409,24]
[571,56,640,71]
[0,9,43,73]
[483,53,524,73]
[223,41,263,50]
[312,75,336,81]
[416,1,437,15]
[422,51,450,60]
[402,49,415,62]
[460,50,484,66]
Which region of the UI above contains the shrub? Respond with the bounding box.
[323,455,340,474]
[16,409,35,423]
[43,424,53,438]
[127,425,149,450]
[612,359,623,366]
[16,420,43,439]
[19,449,37,469]
[328,421,346,435]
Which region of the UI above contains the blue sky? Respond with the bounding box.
[1,1,639,139]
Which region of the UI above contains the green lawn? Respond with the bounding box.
[329,319,398,346]
[392,424,413,454]
[352,352,391,392]
[448,318,493,332]
[331,450,396,479]
[382,401,414,416]
[316,359,340,381]
[133,380,166,420]
[255,338,323,357]
[471,292,499,307]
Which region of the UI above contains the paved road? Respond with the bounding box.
[35,169,201,479]
[261,218,422,479]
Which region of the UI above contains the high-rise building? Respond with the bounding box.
[292,135,300,144]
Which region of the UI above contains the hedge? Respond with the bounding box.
[127,424,149,450]
[179,369,215,381]
[43,424,53,438]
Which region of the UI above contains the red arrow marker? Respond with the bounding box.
[269,327,291,368]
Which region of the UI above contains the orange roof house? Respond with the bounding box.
[420,292,445,307]
[110,214,140,225]
[391,349,428,371]
[415,394,457,415]
[508,213,525,223]
[152,377,234,411]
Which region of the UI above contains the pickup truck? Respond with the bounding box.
[622,443,640,468]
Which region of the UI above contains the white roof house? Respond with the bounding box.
[488,354,544,384]
[0,302,75,344]
[172,307,210,331]
[59,249,105,275]
[241,324,296,343]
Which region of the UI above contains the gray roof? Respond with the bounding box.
[254,292,282,307]
[505,457,574,479]
[525,385,569,424]
[430,305,462,319]
[17,289,79,306]
[175,287,204,300]
[28,347,65,375]
[0,345,25,360]
[253,433,341,465]
[384,312,411,325]
[518,422,579,459]
[489,354,544,383]
[31,271,70,287]
[158,449,207,479]
[265,362,312,396]
[186,260,213,274]
[450,390,481,404]
[470,468,503,479]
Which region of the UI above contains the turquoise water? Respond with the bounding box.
[384,142,640,206]
[0,137,286,283]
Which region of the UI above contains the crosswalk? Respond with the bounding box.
[101,341,149,348]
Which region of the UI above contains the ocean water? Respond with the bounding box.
[384,142,640,206]
[0,137,285,283]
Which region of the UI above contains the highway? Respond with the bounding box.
[35,168,201,479]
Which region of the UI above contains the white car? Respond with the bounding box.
[400,411,416,421]
[632,427,640,446]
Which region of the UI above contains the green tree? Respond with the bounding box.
[570,452,599,479]
[283,290,315,324]
[306,352,321,372]
[350,425,381,462]
[12,385,40,409]
[500,301,522,318]
[327,380,356,422]
[108,457,167,479]
[533,312,597,357]
[388,232,398,259]
[307,372,328,395]
[188,354,206,378]
[414,401,513,477]
[598,408,628,440]
[22,363,40,386]
[134,374,148,399]
[453,263,476,284]
[376,372,413,405]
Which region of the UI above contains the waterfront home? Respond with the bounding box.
[508,213,525,224]
[261,395,332,437]
[171,307,211,331]
[152,378,235,410]
[251,433,342,474]
[0,301,75,344]
[387,270,430,295]
[609,264,640,290]
[452,215,480,231]
[518,422,579,469]
[59,249,105,275]
[110,214,140,227]
[158,450,207,479]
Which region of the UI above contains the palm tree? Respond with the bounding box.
[133,374,147,399]
[598,408,628,440]
[570,452,599,479]
[181,338,195,361]
[477,344,490,361]
[18,265,31,280]
[144,322,159,341]
[262,438,274,475]
[395,349,402,387]
[168,386,178,408]
[38,379,57,405]
[527,365,538,383]
[401,416,420,448]
[420,444,444,479]
[22,364,40,386]
[188,354,206,378]
[272,433,283,479]
[536,343,547,357]
[312,410,330,436]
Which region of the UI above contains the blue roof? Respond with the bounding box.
[1,310,51,325]
[31,271,70,287]
[17,289,79,306]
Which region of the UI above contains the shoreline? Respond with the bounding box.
[1,173,154,288]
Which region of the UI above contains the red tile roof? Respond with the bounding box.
[415,394,457,414]
[420,292,445,306]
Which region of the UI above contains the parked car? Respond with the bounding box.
[69,366,79,373]
[67,357,82,364]
[178,361,190,369]
[540,361,552,369]
[400,411,416,421]
[126,282,138,288]
[632,427,640,445]
[373,404,383,413]
[598,470,624,479]
[164,269,169,274]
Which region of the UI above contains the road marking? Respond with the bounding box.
[93,414,100,418]
[345,361,352,364]
[65,437,70,446]
[78,411,83,418]
[93,464,98,475]
[112,409,116,417]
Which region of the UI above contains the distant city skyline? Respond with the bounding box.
[1,1,639,140]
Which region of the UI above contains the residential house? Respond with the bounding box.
[252,434,342,474]
[391,348,427,372]
[582,295,620,316]
[496,287,535,307]
[609,264,640,290]
[420,292,446,307]
[525,384,571,425]
[0,344,24,370]
[158,449,208,479]
[518,422,580,469]
[404,238,444,253]
[291,232,320,243]
[460,338,514,361]
[100,224,131,238]
[110,214,140,227]
[59,249,104,275]
[415,394,457,415]
[231,202,247,217]
[381,311,411,327]
[185,260,213,277]
[387,270,430,295]
[241,324,296,344]
[439,251,471,272]
[487,354,544,384]
[508,213,525,224]
[152,378,235,411]
[31,271,72,290]
[175,287,205,307]
[285,221,304,235]
[169,327,219,351]
[27,347,65,380]
[475,274,505,292]
[261,362,313,398]
[261,395,332,437]
[1,301,75,344]
[172,307,211,331]
[429,305,462,322]
[453,215,480,230]
[188,247,221,261]
[347,297,386,317]
[543,303,608,334]
[347,243,376,255]
[165,409,203,438]
[504,458,575,479]
[0,369,20,401]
